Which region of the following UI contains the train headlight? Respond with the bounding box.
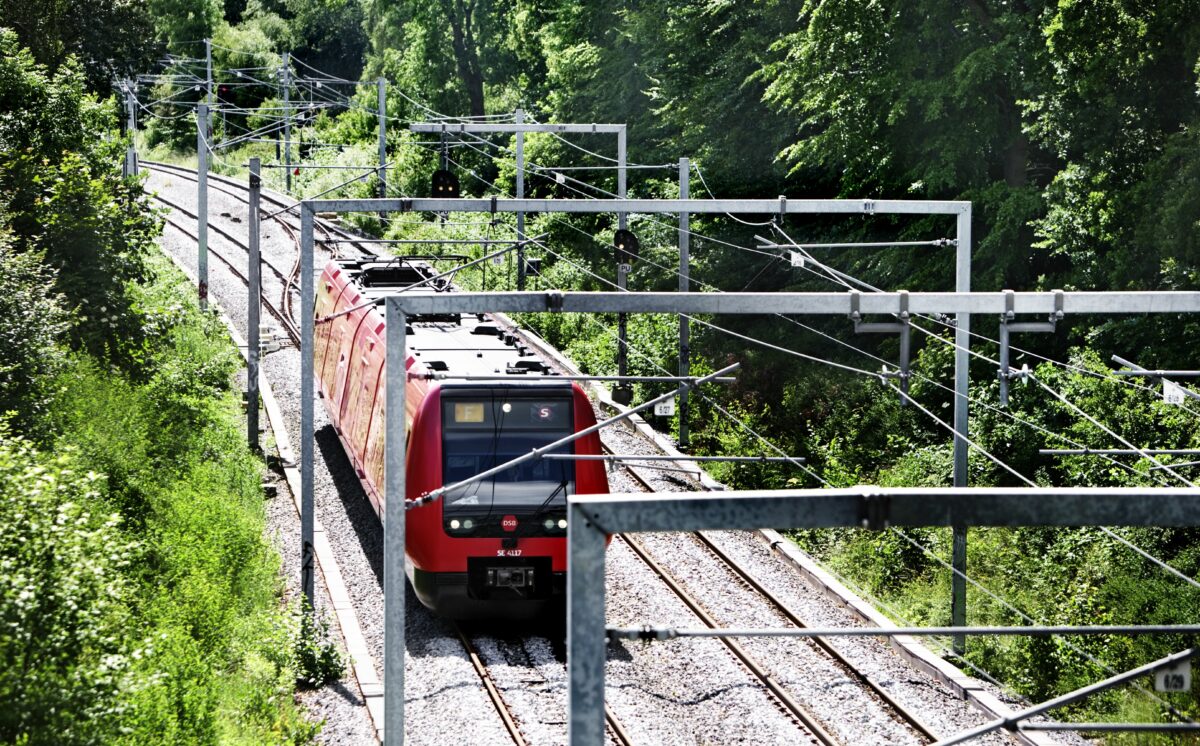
[557,518,568,530]
[449,519,461,530]
[543,519,555,530]
[462,519,474,530]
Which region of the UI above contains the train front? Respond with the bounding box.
[405,381,607,619]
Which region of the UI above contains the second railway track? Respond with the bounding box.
[608,445,941,744]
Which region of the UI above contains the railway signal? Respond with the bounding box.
[432,168,460,198]
[614,228,639,265]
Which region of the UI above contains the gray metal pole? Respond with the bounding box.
[377,79,387,198]
[567,500,608,746]
[951,205,972,654]
[205,38,213,107]
[516,109,526,291]
[678,157,690,448]
[247,158,261,450]
[616,127,628,381]
[197,104,209,310]
[283,53,292,193]
[384,300,407,744]
[617,263,628,380]
[617,128,627,231]
[125,81,138,177]
[1111,354,1200,401]
[300,204,315,609]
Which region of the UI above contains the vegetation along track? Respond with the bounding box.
[144,161,391,337]
[148,159,944,743]
[611,445,942,744]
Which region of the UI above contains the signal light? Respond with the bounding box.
[432,168,460,198]
[614,228,639,264]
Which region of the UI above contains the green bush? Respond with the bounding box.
[0,430,135,744]
[35,256,320,744]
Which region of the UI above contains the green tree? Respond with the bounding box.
[760,0,1052,291]
[0,30,160,368]
[0,229,69,438]
[0,0,158,91]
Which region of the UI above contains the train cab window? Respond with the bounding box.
[440,393,575,518]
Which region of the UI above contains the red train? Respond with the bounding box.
[314,258,609,618]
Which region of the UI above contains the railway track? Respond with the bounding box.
[610,447,942,745]
[147,160,1015,744]
[150,162,627,744]
[158,211,300,345]
[454,625,634,746]
[142,160,377,259]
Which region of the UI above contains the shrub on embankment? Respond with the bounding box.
[0,254,321,745]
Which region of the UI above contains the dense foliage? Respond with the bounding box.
[0,29,329,743]
[345,0,1200,726]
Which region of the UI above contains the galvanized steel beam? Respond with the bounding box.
[411,122,627,134]
[304,196,970,216]
[568,487,1200,534]
[382,290,1200,317]
[383,303,407,744]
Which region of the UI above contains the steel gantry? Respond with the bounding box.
[294,191,1200,744]
[300,193,977,649]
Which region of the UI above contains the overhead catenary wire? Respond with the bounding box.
[379,127,1200,719]
[230,48,1200,613]
[598,309,1194,719]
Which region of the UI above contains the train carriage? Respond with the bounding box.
[314,258,608,618]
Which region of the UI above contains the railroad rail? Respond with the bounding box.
[158,210,300,345]
[453,624,634,746]
[611,446,942,745]
[146,161,985,744]
[142,160,379,259]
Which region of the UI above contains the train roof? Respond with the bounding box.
[334,258,567,385]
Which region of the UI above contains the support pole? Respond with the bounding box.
[567,500,609,746]
[616,126,628,379]
[282,53,292,193]
[197,104,209,310]
[124,80,138,177]
[300,204,315,610]
[384,300,408,744]
[678,157,690,448]
[205,38,213,107]
[247,158,261,450]
[951,206,972,654]
[377,78,387,198]
[516,108,526,290]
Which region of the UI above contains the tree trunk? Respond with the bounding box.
[440,0,486,117]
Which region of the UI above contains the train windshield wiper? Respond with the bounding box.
[532,479,569,520]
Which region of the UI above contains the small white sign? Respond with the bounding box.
[1155,661,1191,692]
[555,171,566,184]
[491,254,504,265]
[654,400,676,417]
[1164,379,1186,405]
[618,263,632,274]
[790,251,805,268]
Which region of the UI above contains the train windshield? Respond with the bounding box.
[440,394,576,516]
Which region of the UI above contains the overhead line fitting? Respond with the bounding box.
[999,288,1062,407]
[847,289,912,405]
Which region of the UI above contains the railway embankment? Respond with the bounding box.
[0,251,335,743]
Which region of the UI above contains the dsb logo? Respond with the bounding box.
[501,515,518,532]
